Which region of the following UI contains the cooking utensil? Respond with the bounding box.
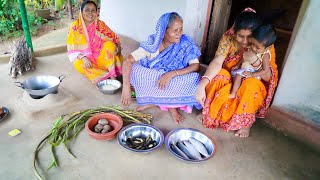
[165,128,216,163]
[96,79,122,94]
[85,113,123,140]
[117,124,164,153]
[0,107,9,122]
[14,75,65,99]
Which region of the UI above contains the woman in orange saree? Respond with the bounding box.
[67,0,123,84]
[195,9,278,137]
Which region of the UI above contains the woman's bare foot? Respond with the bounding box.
[229,93,236,98]
[169,108,184,124]
[136,104,156,111]
[196,114,203,123]
[235,127,251,137]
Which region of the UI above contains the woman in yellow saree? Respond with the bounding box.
[67,0,123,83]
[195,9,278,137]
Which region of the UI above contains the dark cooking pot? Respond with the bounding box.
[14,75,66,99]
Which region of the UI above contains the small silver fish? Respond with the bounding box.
[171,143,190,160]
[189,137,209,157]
[183,140,202,160]
[176,141,195,160]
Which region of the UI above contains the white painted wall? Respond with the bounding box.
[100,0,208,48]
[273,0,320,114]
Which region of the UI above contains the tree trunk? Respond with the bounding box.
[67,0,73,19]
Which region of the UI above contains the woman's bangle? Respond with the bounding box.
[174,70,180,76]
[201,76,211,83]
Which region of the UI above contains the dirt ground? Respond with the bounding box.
[1,7,320,179]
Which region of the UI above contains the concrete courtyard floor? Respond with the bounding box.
[0,29,320,180]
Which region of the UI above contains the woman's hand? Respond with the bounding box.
[121,55,135,106]
[82,57,93,69]
[157,71,175,90]
[121,84,132,106]
[195,84,207,108]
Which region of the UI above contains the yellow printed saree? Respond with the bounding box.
[67,16,123,83]
[202,31,278,131]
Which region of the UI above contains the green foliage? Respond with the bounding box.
[55,0,65,11]
[25,0,53,9]
[58,9,65,18]
[0,0,44,41]
[28,11,44,34]
[0,0,20,40]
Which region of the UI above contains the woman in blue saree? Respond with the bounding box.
[121,12,202,124]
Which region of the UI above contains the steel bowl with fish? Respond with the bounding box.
[96,79,122,94]
[117,124,164,153]
[165,128,217,163]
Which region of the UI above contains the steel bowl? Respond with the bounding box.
[117,124,164,153]
[14,75,66,99]
[165,128,217,163]
[96,79,122,94]
[0,107,9,122]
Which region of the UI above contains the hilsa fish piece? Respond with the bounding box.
[171,143,190,160]
[176,141,195,160]
[189,137,209,157]
[183,140,202,160]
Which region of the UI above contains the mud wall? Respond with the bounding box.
[100,0,208,47]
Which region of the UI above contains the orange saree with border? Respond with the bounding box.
[202,32,278,131]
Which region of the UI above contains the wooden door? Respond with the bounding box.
[202,0,232,65]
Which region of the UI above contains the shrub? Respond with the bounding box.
[0,0,44,41]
